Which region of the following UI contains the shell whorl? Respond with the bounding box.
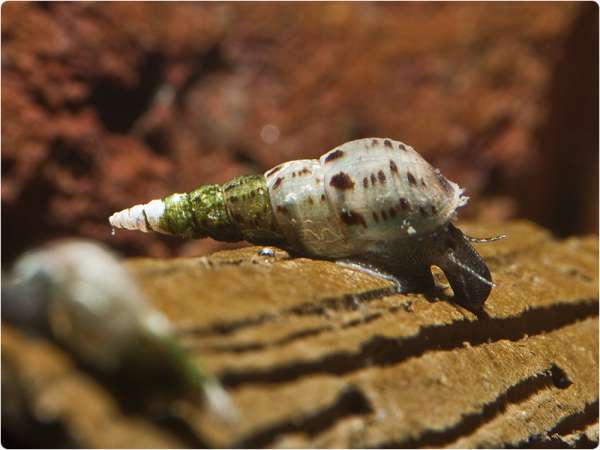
[109,176,284,244]
[109,199,168,234]
[264,138,467,258]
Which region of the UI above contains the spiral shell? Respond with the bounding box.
[265,138,467,258]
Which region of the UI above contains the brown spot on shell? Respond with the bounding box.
[389,160,398,174]
[421,178,427,187]
[300,167,311,175]
[389,208,397,218]
[340,209,367,228]
[419,206,428,217]
[266,165,283,177]
[399,198,410,210]
[307,196,314,205]
[363,177,369,188]
[321,194,326,201]
[229,196,239,203]
[372,211,379,222]
[384,139,392,148]
[330,172,355,190]
[370,173,377,185]
[398,143,408,151]
[431,205,437,214]
[378,170,386,183]
[276,205,290,215]
[381,210,388,221]
[273,177,283,189]
[371,138,378,146]
[324,149,344,162]
[292,172,296,177]
[407,171,417,186]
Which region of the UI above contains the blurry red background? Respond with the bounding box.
[2,2,598,263]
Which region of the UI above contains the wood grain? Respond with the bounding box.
[2,221,598,448]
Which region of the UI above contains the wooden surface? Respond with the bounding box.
[2,221,598,448]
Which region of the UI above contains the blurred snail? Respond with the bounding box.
[2,239,235,419]
[110,138,505,309]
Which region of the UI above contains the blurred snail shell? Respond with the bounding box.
[110,138,505,309]
[3,239,235,419]
[4,239,170,370]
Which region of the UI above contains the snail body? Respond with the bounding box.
[110,138,503,309]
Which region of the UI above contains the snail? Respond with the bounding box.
[2,239,235,419]
[109,138,505,309]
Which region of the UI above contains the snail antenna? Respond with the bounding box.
[464,234,507,244]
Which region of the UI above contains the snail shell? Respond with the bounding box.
[5,239,170,371]
[3,239,235,419]
[109,138,504,309]
[265,138,467,258]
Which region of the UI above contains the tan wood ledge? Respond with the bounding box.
[2,220,598,448]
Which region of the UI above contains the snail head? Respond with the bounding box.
[428,223,504,310]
